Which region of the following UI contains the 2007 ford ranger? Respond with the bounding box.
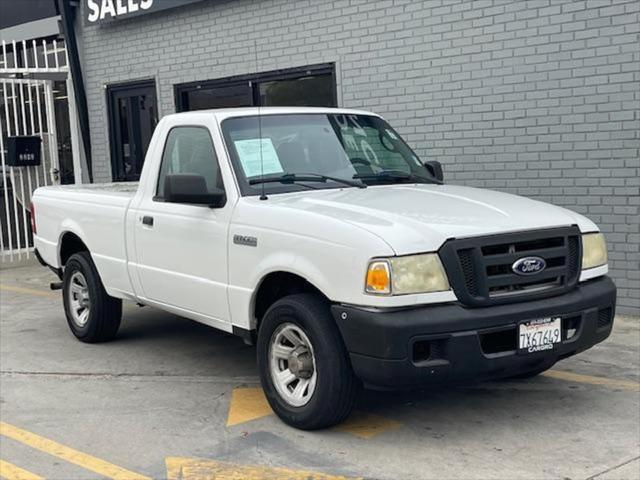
[32,107,616,429]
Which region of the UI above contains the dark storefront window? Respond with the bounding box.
[107,80,158,181]
[175,63,336,112]
[184,83,253,110]
[258,74,334,107]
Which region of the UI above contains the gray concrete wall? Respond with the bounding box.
[78,0,639,313]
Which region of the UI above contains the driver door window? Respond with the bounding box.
[156,127,224,198]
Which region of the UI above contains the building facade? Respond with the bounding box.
[74,0,638,312]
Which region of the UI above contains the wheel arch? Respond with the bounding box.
[251,270,330,331]
[58,231,90,267]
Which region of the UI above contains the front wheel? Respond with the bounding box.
[62,251,122,343]
[257,294,358,430]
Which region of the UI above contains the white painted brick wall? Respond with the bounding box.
[78,0,639,313]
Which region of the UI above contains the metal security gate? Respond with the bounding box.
[1,39,70,262]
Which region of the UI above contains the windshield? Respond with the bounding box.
[221,113,437,196]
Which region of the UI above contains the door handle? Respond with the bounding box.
[141,216,154,227]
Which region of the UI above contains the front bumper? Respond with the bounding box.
[332,276,616,388]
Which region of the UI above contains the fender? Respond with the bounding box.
[228,252,334,331]
[57,219,90,267]
[252,252,334,300]
[57,224,134,300]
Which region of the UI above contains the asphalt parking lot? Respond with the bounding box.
[1,263,639,480]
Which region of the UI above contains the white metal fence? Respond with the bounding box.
[1,38,67,263]
[1,38,68,74]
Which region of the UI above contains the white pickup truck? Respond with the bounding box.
[33,107,616,429]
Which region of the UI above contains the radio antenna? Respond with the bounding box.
[254,40,267,201]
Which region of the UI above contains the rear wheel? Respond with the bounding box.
[62,251,122,343]
[257,293,358,430]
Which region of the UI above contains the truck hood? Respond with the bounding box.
[268,184,597,255]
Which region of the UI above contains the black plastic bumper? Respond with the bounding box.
[332,276,616,388]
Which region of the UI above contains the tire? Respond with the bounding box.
[257,293,358,430]
[62,251,122,343]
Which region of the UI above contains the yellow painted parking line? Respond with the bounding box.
[0,460,44,480]
[227,387,403,438]
[0,422,150,480]
[166,457,360,480]
[0,284,58,298]
[226,387,274,426]
[543,370,640,391]
[334,411,402,439]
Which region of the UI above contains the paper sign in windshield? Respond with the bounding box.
[234,138,284,178]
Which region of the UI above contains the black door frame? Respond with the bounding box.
[107,79,158,181]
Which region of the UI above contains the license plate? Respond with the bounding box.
[518,317,561,353]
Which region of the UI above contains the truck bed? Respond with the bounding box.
[37,182,138,202]
[33,182,139,299]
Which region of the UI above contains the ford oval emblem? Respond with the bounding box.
[512,256,547,276]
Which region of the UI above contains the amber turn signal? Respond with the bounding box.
[365,261,391,294]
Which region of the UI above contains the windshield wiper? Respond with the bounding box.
[249,173,366,189]
[353,170,440,185]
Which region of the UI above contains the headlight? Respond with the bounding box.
[582,233,607,270]
[365,253,450,295]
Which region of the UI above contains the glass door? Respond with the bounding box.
[108,80,158,181]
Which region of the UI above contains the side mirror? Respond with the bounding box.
[423,160,444,182]
[163,174,226,207]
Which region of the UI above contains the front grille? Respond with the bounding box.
[440,227,582,307]
[458,248,479,297]
[568,236,580,279]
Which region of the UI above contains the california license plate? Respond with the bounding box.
[518,317,561,353]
